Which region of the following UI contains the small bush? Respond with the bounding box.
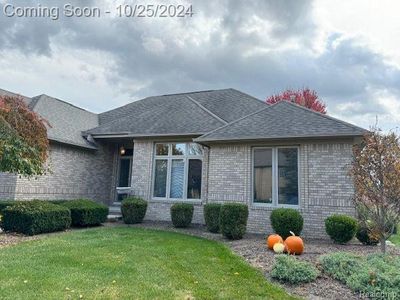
[320,252,400,299]
[271,255,319,284]
[121,197,147,224]
[204,203,222,233]
[171,203,194,228]
[270,208,303,239]
[220,203,248,240]
[356,226,379,245]
[0,200,16,215]
[0,200,16,228]
[2,200,71,235]
[325,214,358,244]
[57,199,108,227]
[319,252,363,282]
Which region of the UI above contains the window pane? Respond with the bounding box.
[172,143,186,155]
[278,148,298,205]
[170,160,184,198]
[154,160,168,197]
[156,144,169,155]
[253,149,273,204]
[188,143,203,155]
[118,159,131,187]
[187,159,202,199]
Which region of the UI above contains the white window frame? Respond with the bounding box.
[152,142,203,201]
[252,146,300,208]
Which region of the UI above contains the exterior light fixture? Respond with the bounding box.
[120,146,126,155]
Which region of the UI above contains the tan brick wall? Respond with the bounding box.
[0,141,116,204]
[131,139,208,224]
[207,141,356,238]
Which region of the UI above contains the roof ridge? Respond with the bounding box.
[280,101,367,132]
[99,89,232,117]
[38,94,97,115]
[185,95,228,125]
[159,89,224,97]
[228,88,263,103]
[28,95,42,110]
[197,102,271,139]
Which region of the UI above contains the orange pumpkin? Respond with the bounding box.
[267,234,283,250]
[284,231,304,255]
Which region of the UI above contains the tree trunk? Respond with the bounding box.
[380,237,386,253]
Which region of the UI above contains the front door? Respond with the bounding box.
[116,148,133,201]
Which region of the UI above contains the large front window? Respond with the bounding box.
[153,143,203,200]
[253,147,299,206]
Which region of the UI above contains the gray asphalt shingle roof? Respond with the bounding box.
[0,88,31,106]
[2,87,366,146]
[98,89,265,125]
[31,95,99,149]
[195,101,367,143]
[86,93,227,136]
[88,89,266,136]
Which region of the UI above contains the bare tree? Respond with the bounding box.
[350,128,400,253]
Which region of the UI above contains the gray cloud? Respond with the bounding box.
[0,0,399,130]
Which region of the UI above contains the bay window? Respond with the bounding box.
[253,147,299,206]
[153,143,203,200]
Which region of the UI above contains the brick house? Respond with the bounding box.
[0,88,366,238]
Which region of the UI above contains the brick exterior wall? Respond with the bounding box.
[206,141,356,238]
[131,139,208,224]
[130,139,356,238]
[1,137,357,239]
[0,142,116,204]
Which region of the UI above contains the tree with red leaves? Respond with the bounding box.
[266,88,327,114]
[0,95,50,176]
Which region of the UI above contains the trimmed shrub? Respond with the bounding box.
[121,197,147,224]
[2,200,71,235]
[170,203,194,228]
[319,252,363,283]
[57,199,108,227]
[204,203,222,233]
[325,214,358,244]
[271,255,319,284]
[320,252,400,299]
[356,226,379,245]
[220,203,248,240]
[0,201,16,228]
[0,200,16,215]
[270,208,303,239]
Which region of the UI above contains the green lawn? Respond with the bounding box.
[0,227,296,300]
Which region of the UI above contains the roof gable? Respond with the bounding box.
[195,101,367,142]
[32,95,99,149]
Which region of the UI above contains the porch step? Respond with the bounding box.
[109,206,122,213]
[107,202,122,221]
[107,213,122,222]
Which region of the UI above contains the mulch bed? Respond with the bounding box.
[1,222,399,300]
[0,231,40,248]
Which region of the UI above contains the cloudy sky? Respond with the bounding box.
[0,0,399,131]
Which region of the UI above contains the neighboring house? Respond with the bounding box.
[0,88,366,238]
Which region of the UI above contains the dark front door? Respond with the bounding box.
[116,148,133,201]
